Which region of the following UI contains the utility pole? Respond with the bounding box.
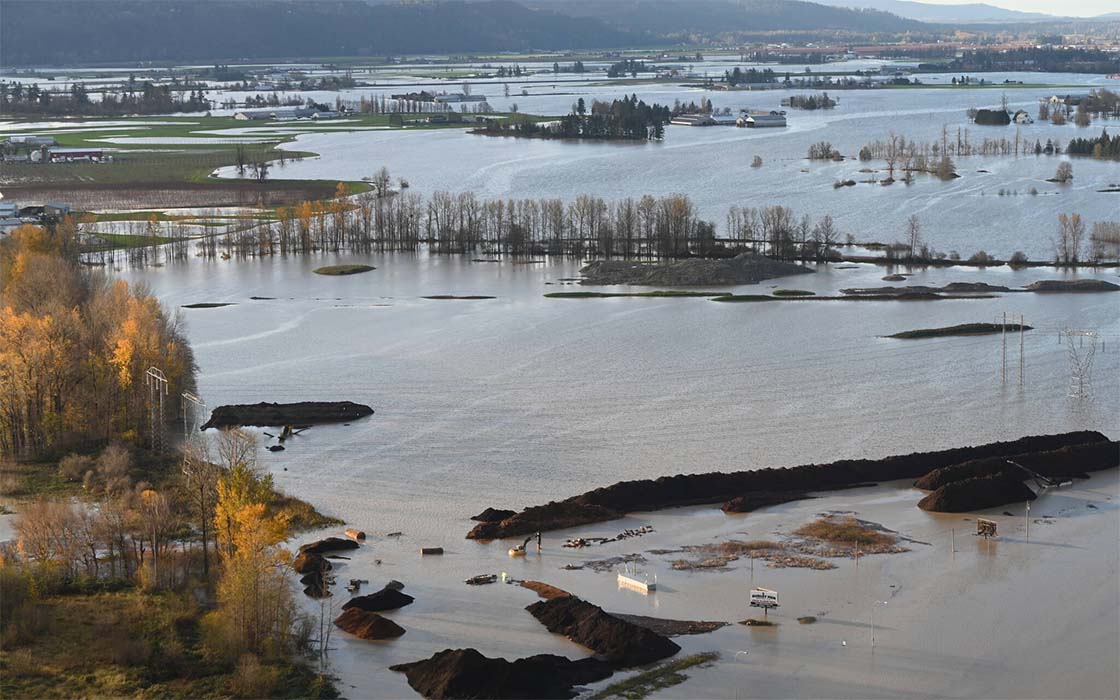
[1001,311,1007,383]
[1018,314,1025,385]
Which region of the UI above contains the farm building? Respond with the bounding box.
[670,113,717,126]
[433,93,487,104]
[3,135,58,148]
[738,112,787,128]
[233,107,337,121]
[47,148,105,162]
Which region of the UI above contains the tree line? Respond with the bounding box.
[475,96,669,141]
[723,68,777,86]
[1066,129,1119,160]
[0,81,209,117]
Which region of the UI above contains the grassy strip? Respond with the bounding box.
[591,652,720,700]
[544,290,728,299]
[421,295,497,300]
[886,322,1032,339]
[312,264,375,276]
[92,232,170,248]
[709,294,777,302]
[772,289,815,297]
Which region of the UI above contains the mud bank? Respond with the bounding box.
[841,279,1119,297]
[200,401,374,429]
[466,432,1110,539]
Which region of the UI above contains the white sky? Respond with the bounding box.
[915,0,1118,17]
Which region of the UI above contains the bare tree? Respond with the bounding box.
[812,215,838,261]
[1054,213,1086,264]
[906,215,922,261]
[181,438,221,579]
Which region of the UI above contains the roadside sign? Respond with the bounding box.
[977,518,997,538]
[750,587,779,609]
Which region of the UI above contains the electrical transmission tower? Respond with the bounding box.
[146,367,169,452]
[181,391,205,441]
[1063,330,1099,399]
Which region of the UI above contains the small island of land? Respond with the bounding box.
[200,401,374,430]
[886,322,1033,339]
[313,264,375,276]
[580,253,812,287]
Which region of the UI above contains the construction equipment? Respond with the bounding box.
[508,535,533,557]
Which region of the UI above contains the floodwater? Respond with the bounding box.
[220,74,1120,260]
[121,252,1119,698]
[127,254,1120,540]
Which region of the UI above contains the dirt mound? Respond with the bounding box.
[1025,279,1120,293]
[915,440,1118,490]
[299,537,360,555]
[579,253,812,287]
[526,596,680,667]
[471,507,516,522]
[292,551,330,575]
[918,475,1037,512]
[342,585,414,612]
[390,648,613,700]
[468,501,620,540]
[200,401,373,429]
[334,608,405,640]
[468,431,1106,539]
[722,491,808,513]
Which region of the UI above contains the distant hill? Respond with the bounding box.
[809,0,1055,23]
[524,0,927,35]
[0,0,646,66]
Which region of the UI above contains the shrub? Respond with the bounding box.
[231,654,279,699]
[968,250,994,265]
[94,444,131,494]
[200,611,244,669]
[58,454,94,482]
[1009,251,1029,268]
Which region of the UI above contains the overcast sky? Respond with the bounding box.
[916,0,1116,16]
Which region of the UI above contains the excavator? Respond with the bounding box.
[508,532,542,557]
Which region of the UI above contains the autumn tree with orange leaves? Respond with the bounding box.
[0,221,195,458]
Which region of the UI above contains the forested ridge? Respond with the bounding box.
[0,0,643,66]
[0,0,931,66]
